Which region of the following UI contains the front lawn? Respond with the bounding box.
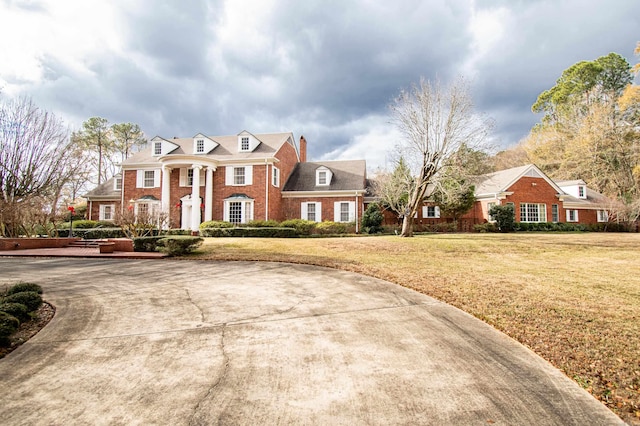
[187,233,640,423]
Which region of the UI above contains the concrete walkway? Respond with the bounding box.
[0,246,166,259]
[0,258,623,425]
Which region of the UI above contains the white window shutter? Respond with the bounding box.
[566,210,570,221]
[245,166,253,185]
[422,206,428,218]
[574,210,578,221]
[349,202,355,221]
[334,202,340,222]
[136,170,144,188]
[154,169,161,187]
[316,202,322,222]
[301,202,308,220]
[435,206,441,218]
[225,166,233,185]
[99,205,105,220]
[199,171,205,187]
[179,168,187,187]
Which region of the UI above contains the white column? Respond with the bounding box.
[205,167,214,222]
[191,165,202,233]
[161,166,171,213]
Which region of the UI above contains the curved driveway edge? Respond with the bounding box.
[0,258,623,425]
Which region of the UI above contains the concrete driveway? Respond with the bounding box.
[0,258,622,425]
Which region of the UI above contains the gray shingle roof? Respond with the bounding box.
[122,132,295,166]
[283,160,367,192]
[84,176,120,200]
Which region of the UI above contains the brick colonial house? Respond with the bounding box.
[85,131,368,232]
[86,133,610,232]
[378,164,611,230]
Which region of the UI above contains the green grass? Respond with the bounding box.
[187,233,640,423]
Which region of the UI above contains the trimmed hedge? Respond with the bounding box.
[60,220,114,229]
[199,220,234,229]
[315,221,349,235]
[5,282,43,296]
[133,236,166,252]
[280,219,317,236]
[246,220,280,228]
[3,292,43,312]
[0,303,29,322]
[57,228,126,238]
[157,236,203,256]
[0,311,20,347]
[200,227,298,238]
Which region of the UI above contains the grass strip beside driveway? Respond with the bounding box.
[187,233,640,424]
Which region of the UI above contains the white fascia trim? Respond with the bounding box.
[282,190,366,198]
[562,202,605,210]
[220,157,278,166]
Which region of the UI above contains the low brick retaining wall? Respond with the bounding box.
[0,238,81,251]
[108,238,133,252]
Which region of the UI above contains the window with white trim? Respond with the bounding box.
[114,177,122,191]
[224,199,254,224]
[566,209,579,222]
[272,166,280,187]
[99,204,115,221]
[334,201,355,222]
[144,171,155,188]
[578,186,586,199]
[316,167,332,186]
[520,203,547,223]
[234,167,245,185]
[196,139,204,153]
[422,205,441,218]
[225,165,253,186]
[241,137,250,151]
[301,202,321,222]
[597,210,609,222]
[551,204,559,223]
[153,142,162,155]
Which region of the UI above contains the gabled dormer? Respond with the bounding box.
[151,136,179,157]
[316,166,332,186]
[557,179,588,200]
[192,133,218,155]
[237,130,260,152]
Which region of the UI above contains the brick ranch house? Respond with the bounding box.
[86,132,610,232]
[378,163,611,231]
[85,131,368,232]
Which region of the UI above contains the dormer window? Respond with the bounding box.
[151,137,179,157]
[241,137,250,151]
[316,166,332,186]
[318,171,327,185]
[192,134,218,155]
[154,142,162,155]
[196,139,204,153]
[237,132,260,152]
[578,185,586,199]
[114,176,122,191]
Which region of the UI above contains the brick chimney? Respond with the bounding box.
[299,135,307,162]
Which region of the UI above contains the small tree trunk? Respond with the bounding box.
[400,215,414,237]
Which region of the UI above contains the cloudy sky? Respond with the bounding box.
[0,0,638,170]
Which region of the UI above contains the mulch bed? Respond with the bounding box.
[0,302,55,359]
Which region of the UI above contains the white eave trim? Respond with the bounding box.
[282,190,366,198]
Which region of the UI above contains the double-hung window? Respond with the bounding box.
[144,171,155,188]
[272,167,280,187]
[597,210,608,222]
[99,204,114,221]
[422,205,441,218]
[334,201,355,222]
[551,204,559,223]
[234,167,245,185]
[566,209,579,222]
[196,139,204,153]
[520,203,547,223]
[302,202,321,222]
[241,137,250,151]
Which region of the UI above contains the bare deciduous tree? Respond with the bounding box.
[389,77,493,236]
[0,97,81,237]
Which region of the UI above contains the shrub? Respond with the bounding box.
[246,220,280,228]
[199,220,234,229]
[161,229,191,236]
[0,303,29,322]
[314,221,348,235]
[474,223,498,233]
[0,311,20,347]
[57,228,126,238]
[157,236,203,256]
[361,203,384,234]
[6,282,43,296]
[280,219,317,236]
[133,236,166,252]
[200,227,298,238]
[3,292,42,312]
[489,204,515,232]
